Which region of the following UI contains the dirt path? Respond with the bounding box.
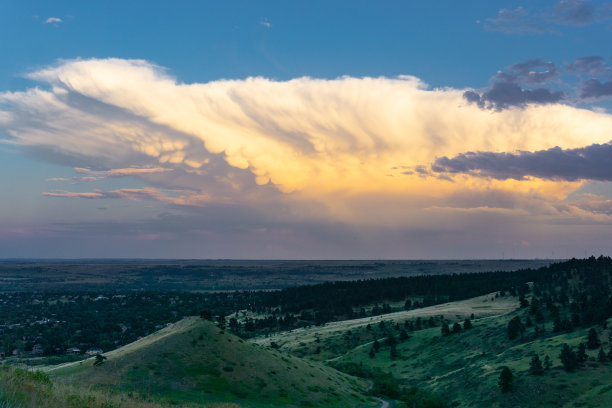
[252,292,518,349]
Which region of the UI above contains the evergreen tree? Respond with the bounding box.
[369,347,375,359]
[525,316,533,327]
[529,354,544,375]
[507,316,525,340]
[390,344,398,359]
[498,367,514,393]
[598,347,607,362]
[543,355,552,370]
[385,333,397,347]
[463,318,473,330]
[586,328,601,349]
[577,342,588,362]
[441,323,450,337]
[399,329,409,341]
[93,354,107,367]
[373,339,381,352]
[560,343,578,371]
[452,322,462,333]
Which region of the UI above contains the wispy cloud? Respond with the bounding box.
[259,17,271,28]
[485,1,612,34]
[45,17,62,24]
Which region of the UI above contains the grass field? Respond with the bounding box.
[252,292,518,360]
[50,317,374,408]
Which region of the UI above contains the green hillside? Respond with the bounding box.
[50,317,373,407]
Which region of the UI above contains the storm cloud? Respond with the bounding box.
[431,142,612,182]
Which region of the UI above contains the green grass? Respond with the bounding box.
[50,317,374,408]
[333,306,612,407]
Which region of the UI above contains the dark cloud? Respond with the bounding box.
[579,78,612,99]
[553,0,596,25]
[566,56,612,76]
[463,82,564,110]
[485,1,612,35]
[464,59,564,110]
[430,142,612,181]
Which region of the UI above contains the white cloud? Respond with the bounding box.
[2,58,612,230]
[45,17,62,24]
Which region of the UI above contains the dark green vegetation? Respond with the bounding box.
[2,256,612,407]
[0,259,551,291]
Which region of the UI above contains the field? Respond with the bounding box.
[0,259,552,291]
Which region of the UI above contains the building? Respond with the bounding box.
[86,347,103,356]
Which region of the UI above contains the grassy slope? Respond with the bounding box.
[252,292,518,361]
[334,304,612,407]
[50,317,373,408]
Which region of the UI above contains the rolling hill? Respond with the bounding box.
[49,316,373,407]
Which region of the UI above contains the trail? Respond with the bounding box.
[366,380,389,408]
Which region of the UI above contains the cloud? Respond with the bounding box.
[552,0,596,25]
[464,59,563,110]
[41,187,210,205]
[2,58,612,232]
[430,142,612,182]
[580,78,612,99]
[464,82,565,110]
[496,59,559,85]
[259,18,271,28]
[566,56,612,76]
[484,7,550,34]
[73,166,173,178]
[485,1,612,34]
[45,17,62,24]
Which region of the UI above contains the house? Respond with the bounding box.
[66,347,81,355]
[86,347,103,356]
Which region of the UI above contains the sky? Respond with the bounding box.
[2,1,612,259]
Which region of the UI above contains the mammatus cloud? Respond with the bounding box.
[2,58,612,229]
[45,17,62,24]
[429,142,612,182]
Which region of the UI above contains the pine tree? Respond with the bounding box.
[529,354,544,375]
[452,322,462,333]
[598,347,607,362]
[463,318,473,330]
[369,347,375,358]
[390,344,398,359]
[543,355,552,370]
[385,333,397,347]
[399,329,409,341]
[373,339,381,352]
[507,316,525,340]
[498,367,514,393]
[441,323,450,337]
[586,328,601,349]
[560,343,578,371]
[577,342,587,362]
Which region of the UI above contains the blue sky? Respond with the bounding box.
[1,1,612,258]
